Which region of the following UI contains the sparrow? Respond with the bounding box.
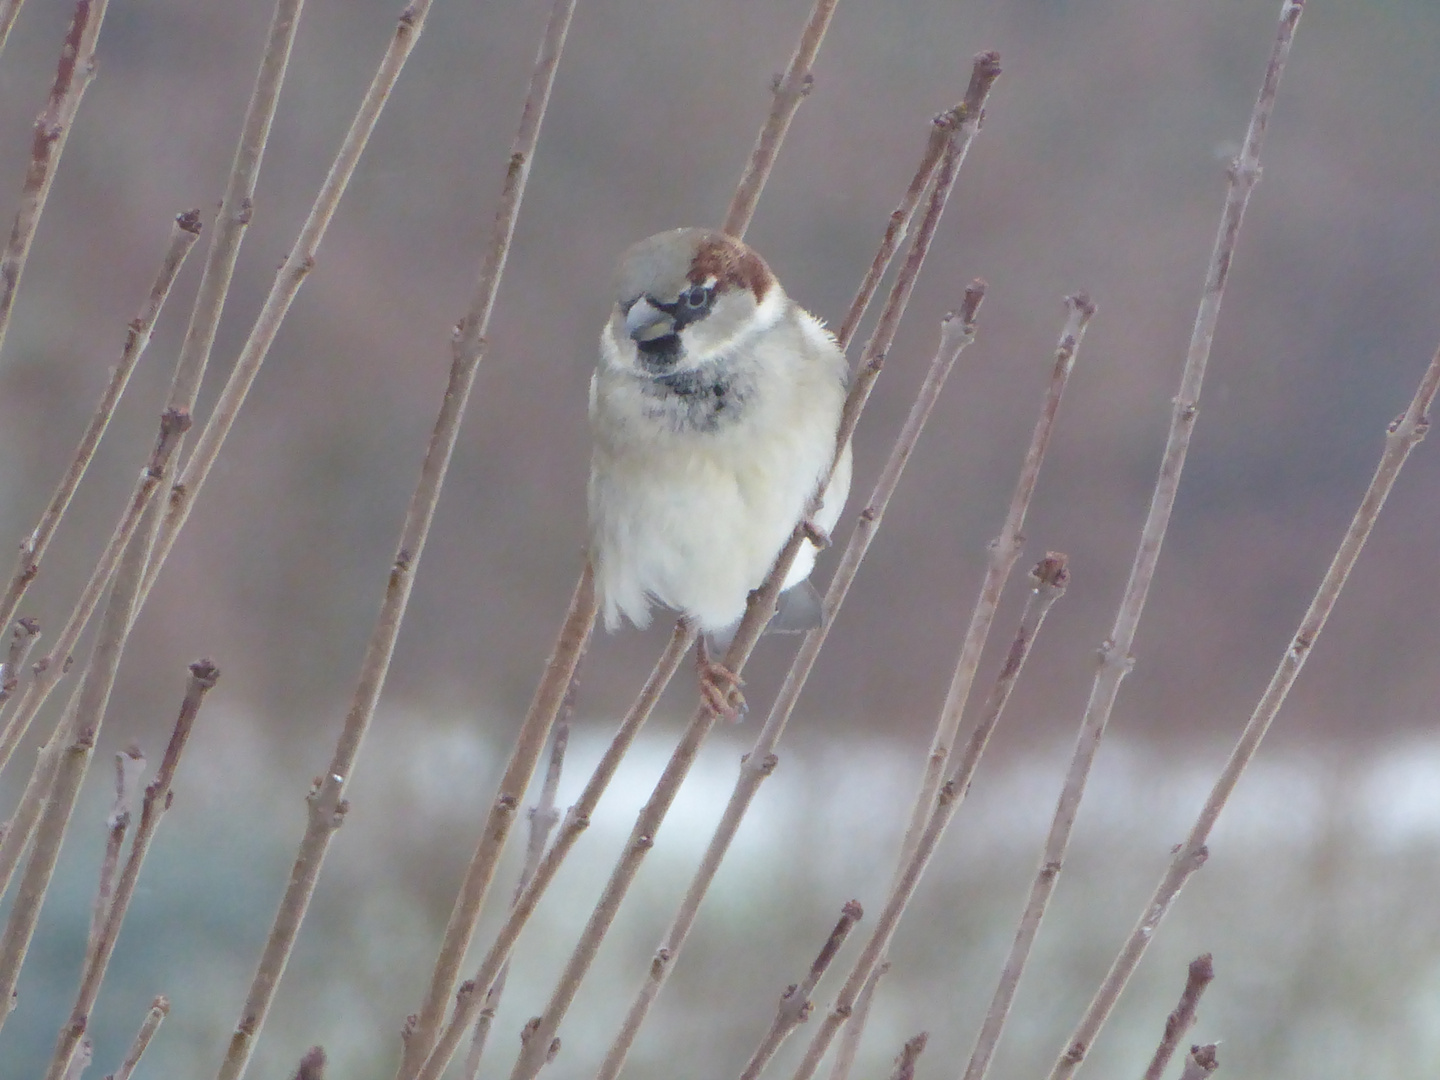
[587,227,852,715]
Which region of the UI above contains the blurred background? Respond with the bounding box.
[1,0,1438,1076]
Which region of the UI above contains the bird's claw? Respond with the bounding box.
[696,640,746,721]
[802,519,831,548]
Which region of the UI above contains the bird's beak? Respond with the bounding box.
[625,297,675,345]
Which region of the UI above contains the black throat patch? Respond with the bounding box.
[640,367,752,433]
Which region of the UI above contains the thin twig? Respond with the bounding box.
[596,289,987,1080]
[895,291,1093,883]
[0,0,26,57]
[886,1033,928,1080]
[0,407,191,914]
[159,0,303,439]
[412,620,692,1080]
[461,715,574,1080]
[813,294,1087,1080]
[835,53,999,459]
[106,995,169,1080]
[736,900,864,1080]
[214,2,575,1077]
[60,1037,91,1080]
[291,1047,327,1080]
[1141,955,1215,1080]
[722,0,838,238]
[0,616,41,711]
[0,211,200,634]
[0,0,110,358]
[788,556,1069,1080]
[1048,323,1438,1080]
[835,112,955,351]
[824,961,888,1080]
[0,732,93,1038]
[142,0,431,602]
[0,403,184,779]
[85,746,145,956]
[1178,1044,1220,1080]
[970,10,1306,1080]
[45,661,218,1080]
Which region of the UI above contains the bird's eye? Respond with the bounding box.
[682,285,711,309]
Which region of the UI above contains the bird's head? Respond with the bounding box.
[605,228,782,380]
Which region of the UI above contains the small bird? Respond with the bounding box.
[587,227,852,715]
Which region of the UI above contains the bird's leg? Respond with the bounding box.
[695,634,746,720]
[801,519,831,548]
[801,492,831,548]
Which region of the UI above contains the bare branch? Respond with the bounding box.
[736,900,864,1080]
[0,0,110,358]
[0,729,94,1036]
[291,1047,327,1080]
[1025,7,1308,1075]
[44,661,217,1080]
[219,3,578,1077]
[413,619,691,1080]
[0,0,27,58]
[722,0,838,238]
[461,714,574,1080]
[0,404,189,942]
[1141,955,1215,1080]
[106,995,168,1080]
[0,211,200,634]
[1048,297,1438,1080]
[836,111,962,352]
[789,556,1069,1080]
[823,961,887,1080]
[142,0,433,600]
[60,1036,90,1080]
[85,746,145,956]
[1178,1044,1220,1080]
[0,405,191,780]
[896,292,1093,884]
[886,1033,928,1080]
[0,616,41,711]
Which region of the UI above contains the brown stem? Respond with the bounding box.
[0,0,26,56]
[789,557,1069,1080]
[1141,954,1215,1080]
[107,995,169,1080]
[1048,310,1436,1080]
[824,961,888,1080]
[44,661,218,1080]
[735,900,864,1080]
[0,616,41,711]
[722,0,839,239]
[1178,1044,1220,1080]
[0,407,190,918]
[412,618,692,1080]
[886,1033,928,1080]
[460,714,574,1080]
[895,293,1093,886]
[142,0,429,601]
[84,746,144,957]
[290,1047,327,1080]
[0,0,110,359]
[220,2,576,1076]
[0,211,199,634]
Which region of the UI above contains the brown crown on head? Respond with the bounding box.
[689,232,773,302]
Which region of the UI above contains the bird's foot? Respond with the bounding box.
[696,637,746,721]
[802,518,832,548]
